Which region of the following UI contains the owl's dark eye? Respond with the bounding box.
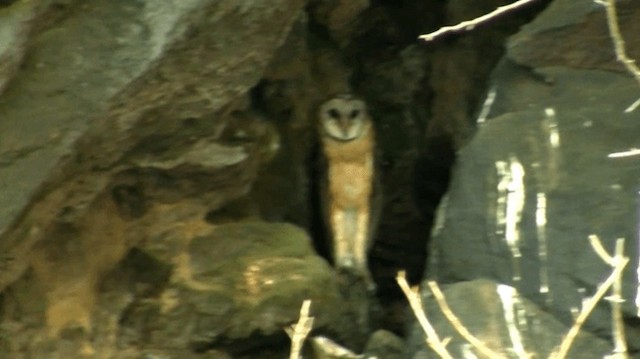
[349,109,360,119]
[327,108,340,119]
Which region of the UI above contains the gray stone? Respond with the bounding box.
[405,279,612,358]
[507,0,640,72]
[425,0,640,354]
[364,329,404,359]
[429,63,640,354]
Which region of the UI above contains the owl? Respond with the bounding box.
[317,94,378,290]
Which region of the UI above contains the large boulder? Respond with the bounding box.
[422,0,640,355]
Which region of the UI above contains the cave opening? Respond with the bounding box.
[244,0,553,338]
[303,0,553,335]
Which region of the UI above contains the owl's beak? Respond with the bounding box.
[339,118,350,134]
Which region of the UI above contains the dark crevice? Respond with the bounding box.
[109,248,173,346]
[308,142,333,264]
[303,0,553,337]
[191,330,290,356]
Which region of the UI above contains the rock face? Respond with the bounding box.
[405,280,612,358]
[414,0,640,357]
[0,1,320,358]
[7,0,628,357]
[0,0,305,290]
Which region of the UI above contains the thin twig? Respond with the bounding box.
[588,235,628,358]
[589,234,615,264]
[550,256,629,359]
[286,299,314,359]
[599,0,640,87]
[598,0,640,112]
[609,238,628,358]
[397,271,454,359]
[427,281,504,359]
[607,148,640,158]
[419,0,539,41]
[624,97,640,113]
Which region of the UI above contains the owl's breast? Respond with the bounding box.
[327,160,373,207]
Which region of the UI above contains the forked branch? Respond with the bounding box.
[396,271,454,359]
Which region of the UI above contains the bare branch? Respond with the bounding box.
[624,97,640,113]
[286,299,314,359]
[419,0,540,41]
[608,148,640,158]
[587,235,628,357]
[589,234,615,264]
[599,0,640,87]
[397,271,454,359]
[598,0,640,112]
[550,256,630,359]
[609,238,628,358]
[427,281,504,359]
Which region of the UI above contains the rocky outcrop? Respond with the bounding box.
[413,0,640,357]
[0,0,305,290]
[2,0,589,357]
[0,1,309,357]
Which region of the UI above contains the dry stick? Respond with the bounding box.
[589,234,615,264]
[598,0,640,112]
[418,0,540,41]
[396,271,454,359]
[550,256,630,359]
[286,299,314,359]
[426,281,504,359]
[600,0,640,86]
[610,238,628,358]
[589,235,629,358]
[602,0,640,318]
[608,148,640,158]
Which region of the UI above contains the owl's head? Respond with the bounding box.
[318,94,369,141]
